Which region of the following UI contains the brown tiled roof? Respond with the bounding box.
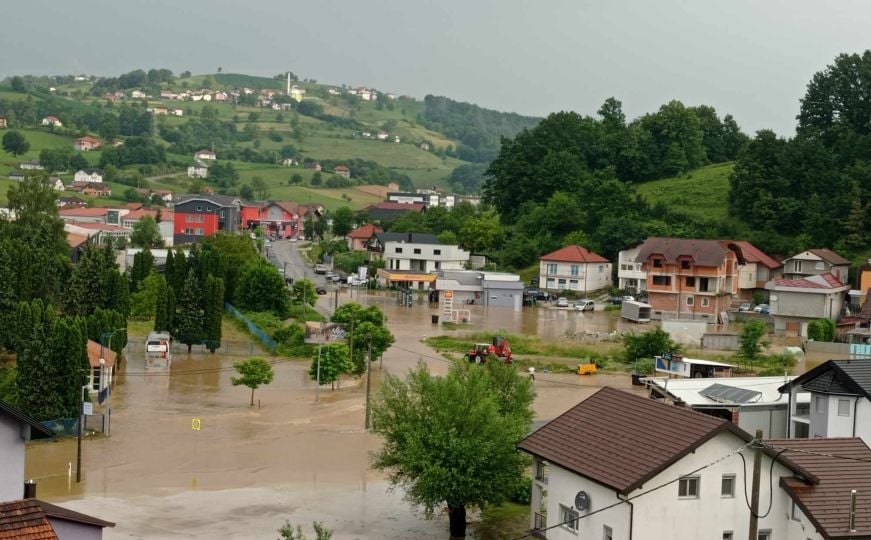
[770,438,871,539]
[636,237,738,267]
[35,500,114,529]
[65,232,90,249]
[539,245,609,263]
[808,248,851,266]
[0,499,57,539]
[517,387,787,495]
[347,223,382,239]
[87,340,117,368]
[767,272,847,290]
[729,241,781,269]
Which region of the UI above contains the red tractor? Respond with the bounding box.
[467,335,513,364]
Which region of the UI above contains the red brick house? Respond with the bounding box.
[173,194,240,244]
[636,237,743,322]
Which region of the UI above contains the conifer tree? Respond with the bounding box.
[154,274,171,332]
[175,269,204,352]
[203,275,224,353]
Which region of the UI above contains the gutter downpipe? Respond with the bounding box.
[618,493,634,540]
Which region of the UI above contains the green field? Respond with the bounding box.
[635,163,734,221]
[0,129,76,168]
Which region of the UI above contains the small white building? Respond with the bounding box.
[41,116,62,127]
[194,150,216,160]
[781,248,850,283]
[130,90,147,99]
[368,232,469,290]
[539,245,612,293]
[74,168,104,183]
[171,108,184,117]
[617,245,646,294]
[187,162,208,178]
[434,270,525,310]
[19,160,44,171]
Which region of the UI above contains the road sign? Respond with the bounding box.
[191,418,201,431]
[82,402,93,416]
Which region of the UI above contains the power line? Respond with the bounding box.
[511,439,758,540]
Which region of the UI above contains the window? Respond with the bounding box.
[195,228,204,235]
[685,277,696,287]
[196,205,202,211]
[681,260,691,270]
[206,206,212,211]
[603,525,613,540]
[758,530,771,540]
[547,263,558,274]
[815,261,825,270]
[184,228,193,235]
[413,248,421,254]
[701,297,710,307]
[395,247,403,254]
[220,210,225,218]
[652,258,663,268]
[815,396,825,414]
[599,265,604,273]
[699,277,711,292]
[721,475,735,497]
[571,265,579,276]
[434,249,441,255]
[686,296,694,306]
[653,276,671,286]
[723,533,734,540]
[621,264,629,271]
[559,505,578,531]
[678,476,699,498]
[186,215,194,223]
[838,399,851,417]
[793,260,802,273]
[791,501,803,521]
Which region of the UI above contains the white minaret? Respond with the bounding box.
[287,72,291,95]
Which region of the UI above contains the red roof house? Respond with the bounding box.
[346,223,383,251]
[538,245,612,293]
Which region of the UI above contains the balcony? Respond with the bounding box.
[533,512,547,538]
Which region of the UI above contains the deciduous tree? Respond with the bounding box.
[231,357,274,405]
[2,130,30,156]
[309,343,352,389]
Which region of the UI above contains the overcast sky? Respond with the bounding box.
[2,0,868,135]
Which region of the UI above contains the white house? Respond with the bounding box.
[130,90,146,99]
[41,116,62,127]
[539,245,612,293]
[781,248,850,283]
[0,401,54,501]
[289,85,306,102]
[194,150,216,160]
[368,232,470,289]
[74,168,104,183]
[617,245,646,294]
[517,387,814,540]
[764,273,849,337]
[20,160,44,171]
[187,162,208,179]
[45,177,64,192]
[779,359,871,444]
[171,108,184,117]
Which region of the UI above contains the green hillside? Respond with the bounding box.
[635,163,734,221]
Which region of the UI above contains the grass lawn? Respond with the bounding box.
[0,179,14,204]
[0,129,74,168]
[635,162,734,221]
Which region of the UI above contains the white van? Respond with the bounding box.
[574,299,595,312]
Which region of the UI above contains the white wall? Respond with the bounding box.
[857,398,871,446]
[539,261,613,292]
[545,463,630,540]
[0,415,25,502]
[826,395,857,438]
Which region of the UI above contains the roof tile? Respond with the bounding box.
[539,245,609,264]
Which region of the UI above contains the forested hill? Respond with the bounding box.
[420,95,541,163]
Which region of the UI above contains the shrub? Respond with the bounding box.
[807,318,836,342]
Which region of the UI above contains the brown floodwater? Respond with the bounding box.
[23,291,649,539]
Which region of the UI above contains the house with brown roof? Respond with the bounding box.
[635,237,742,322]
[517,387,811,540]
[86,340,116,395]
[782,249,850,284]
[0,116,7,129]
[346,223,382,251]
[334,165,351,179]
[68,182,111,198]
[366,202,426,222]
[765,273,850,337]
[0,497,115,540]
[73,136,102,151]
[538,245,611,293]
[41,116,62,128]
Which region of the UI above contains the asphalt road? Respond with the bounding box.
[269,238,318,284]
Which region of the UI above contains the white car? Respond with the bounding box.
[556,297,569,308]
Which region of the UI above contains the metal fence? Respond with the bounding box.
[224,302,277,352]
[41,417,78,437]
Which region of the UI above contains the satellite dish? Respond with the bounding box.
[574,490,590,511]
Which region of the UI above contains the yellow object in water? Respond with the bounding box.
[577,363,598,375]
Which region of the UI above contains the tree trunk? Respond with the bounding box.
[448,504,466,538]
[250,388,255,406]
[187,344,192,353]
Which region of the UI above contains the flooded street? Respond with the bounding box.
[25,290,645,539]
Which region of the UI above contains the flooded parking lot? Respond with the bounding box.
[24,291,659,538]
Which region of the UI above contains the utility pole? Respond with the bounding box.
[365,336,373,429]
[75,384,87,483]
[748,429,763,540]
[315,340,322,402]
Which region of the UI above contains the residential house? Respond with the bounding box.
[334,165,351,179]
[150,106,168,115]
[6,171,24,182]
[387,191,428,205]
[646,376,808,438]
[281,158,299,166]
[20,160,44,171]
[45,177,64,191]
[376,130,388,140]
[239,201,309,239]
[617,245,646,295]
[538,245,612,293]
[434,270,525,310]
[172,194,241,244]
[214,91,228,102]
[770,437,871,540]
[782,249,851,284]
[764,273,849,337]
[86,340,116,395]
[74,169,104,183]
[345,223,382,251]
[517,387,812,540]
[33,499,115,539]
[419,142,430,151]
[0,116,7,129]
[103,92,119,103]
[306,161,322,172]
[41,116,62,127]
[130,89,146,99]
[57,196,86,208]
[369,232,470,289]
[289,85,306,102]
[0,401,54,501]
[779,359,871,443]
[328,88,341,95]
[386,181,400,192]
[366,202,426,222]
[159,90,178,100]
[635,237,741,322]
[68,182,111,197]
[73,136,102,151]
[730,240,782,301]
[194,149,216,161]
[187,162,208,179]
[386,93,396,100]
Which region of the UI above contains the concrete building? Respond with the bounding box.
[369,232,469,289]
[172,194,241,244]
[617,245,646,295]
[434,270,525,310]
[765,273,849,337]
[538,245,612,293]
[781,248,850,283]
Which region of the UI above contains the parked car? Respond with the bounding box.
[315,286,327,295]
[556,297,569,308]
[314,264,327,274]
[574,299,595,312]
[609,295,635,305]
[753,303,770,314]
[738,302,753,312]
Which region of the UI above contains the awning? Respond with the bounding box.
[376,269,437,282]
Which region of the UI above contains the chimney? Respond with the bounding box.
[23,480,36,499]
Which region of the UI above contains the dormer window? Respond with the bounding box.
[681,260,691,270]
[652,258,663,268]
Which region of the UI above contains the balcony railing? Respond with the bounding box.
[533,512,547,538]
